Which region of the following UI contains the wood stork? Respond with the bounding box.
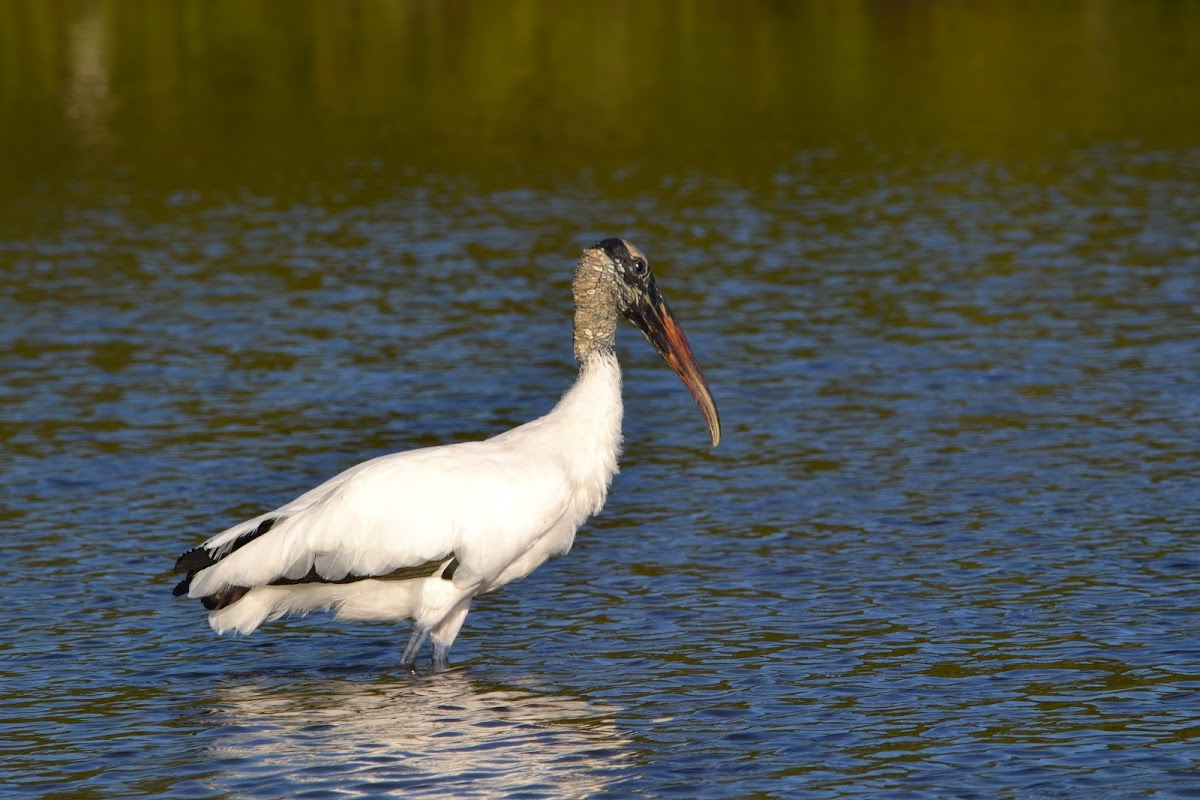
[173,238,720,671]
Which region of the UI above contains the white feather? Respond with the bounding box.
[188,351,624,648]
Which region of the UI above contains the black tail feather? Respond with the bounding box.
[172,516,280,606]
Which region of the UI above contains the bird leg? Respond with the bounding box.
[431,640,452,672]
[399,626,429,672]
[429,599,472,672]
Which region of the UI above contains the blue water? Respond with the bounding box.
[4,148,1200,798]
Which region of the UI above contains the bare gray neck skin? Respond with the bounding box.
[571,252,619,364]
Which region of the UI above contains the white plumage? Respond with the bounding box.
[193,353,620,639]
[174,239,719,670]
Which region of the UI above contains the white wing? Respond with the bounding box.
[186,433,575,598]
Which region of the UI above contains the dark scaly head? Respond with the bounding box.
[573,238,721,446]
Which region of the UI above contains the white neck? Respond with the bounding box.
[548,350,624,515]
[559,347,624,496]
[491,348,624,522]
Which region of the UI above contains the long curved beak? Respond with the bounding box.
[626,283,722,447]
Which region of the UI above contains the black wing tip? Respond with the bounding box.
[172,516,281,575]
[172,548,208,598]
[172,517,281,607]
[174,547,213,574]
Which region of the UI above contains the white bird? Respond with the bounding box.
[173,238,721,671]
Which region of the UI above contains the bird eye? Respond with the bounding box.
[632,258,648,277]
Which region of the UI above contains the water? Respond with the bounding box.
[3,3,1200,798]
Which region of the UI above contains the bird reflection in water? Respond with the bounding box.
[203,670,631,798]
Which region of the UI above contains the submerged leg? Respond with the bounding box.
[399,626,428,672]
[430,600,472,672]
[431,640,452,672]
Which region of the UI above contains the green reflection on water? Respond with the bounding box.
[1,0,1198,219]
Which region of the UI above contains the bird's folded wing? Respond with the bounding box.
[186,439,574,596]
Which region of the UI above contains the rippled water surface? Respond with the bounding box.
[4,3,1200,798]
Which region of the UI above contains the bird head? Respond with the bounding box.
[579,238,721,447]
